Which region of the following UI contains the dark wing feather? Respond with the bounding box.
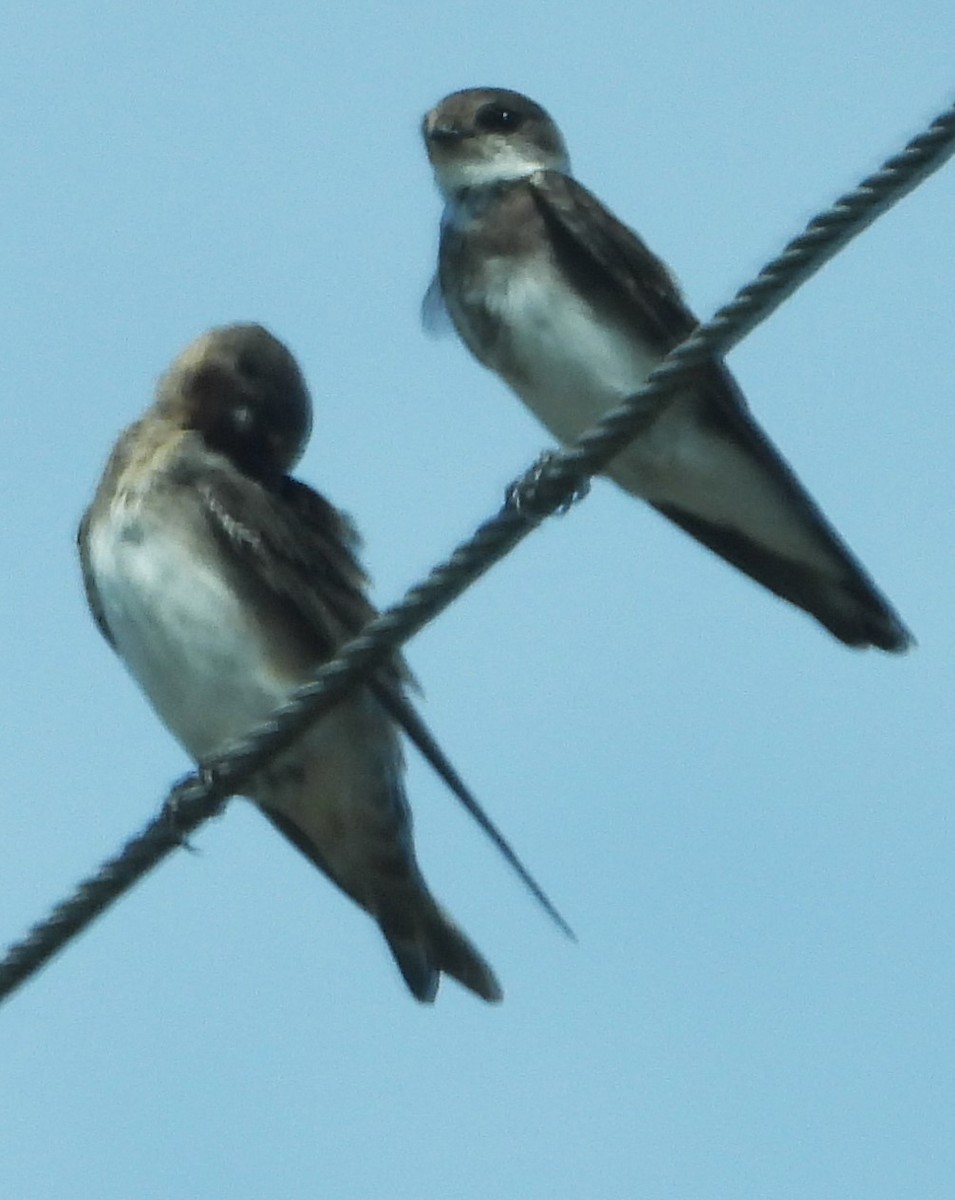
[529,171,750,414]
[77,509,115,650]
[529,169,698,351]
[183,451,571,933]
[528,172,911,650]
[193,466,380,668]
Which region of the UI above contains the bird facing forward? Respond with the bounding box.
[422,86,911,651]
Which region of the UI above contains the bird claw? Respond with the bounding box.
[161,766,218,853]
[505,451,590,517]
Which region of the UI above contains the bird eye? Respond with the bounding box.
[475,103,524,133]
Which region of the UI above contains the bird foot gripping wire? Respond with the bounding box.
[505,450,591,518]
[161,766,226,853]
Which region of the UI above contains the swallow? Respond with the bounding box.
[78,322,525,1002]
[422,87,912,650]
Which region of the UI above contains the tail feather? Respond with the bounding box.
[258,802,503,1003]
[631,369,914,651]
[655,501,913,650]
[381,898,503,1004]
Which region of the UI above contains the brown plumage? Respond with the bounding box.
[79,323,504,1003]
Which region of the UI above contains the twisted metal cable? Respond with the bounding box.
[1,96,953,1006]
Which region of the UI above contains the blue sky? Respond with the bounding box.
[1,4,953,1198]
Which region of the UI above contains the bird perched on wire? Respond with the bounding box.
[78,323,564,1002]
[422,86,911,651]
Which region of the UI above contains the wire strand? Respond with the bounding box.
[2,96,953,1006]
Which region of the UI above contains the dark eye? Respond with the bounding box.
[475,103,524,133]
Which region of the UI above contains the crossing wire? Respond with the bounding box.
[1,96,953,1007]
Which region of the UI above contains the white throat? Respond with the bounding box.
[434,144,570,202]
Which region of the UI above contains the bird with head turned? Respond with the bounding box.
[79,322,523,1003]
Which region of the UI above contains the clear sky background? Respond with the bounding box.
[1,4,953,1198]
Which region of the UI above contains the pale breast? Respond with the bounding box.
[87,497,291,761]
[453,250,703,492]
[488,258,657,430]
[447,248,833,565]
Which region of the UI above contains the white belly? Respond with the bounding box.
[472,258,831,567]
[478,258,718,495]
[485,259,657,437]
[87,503,290,761]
